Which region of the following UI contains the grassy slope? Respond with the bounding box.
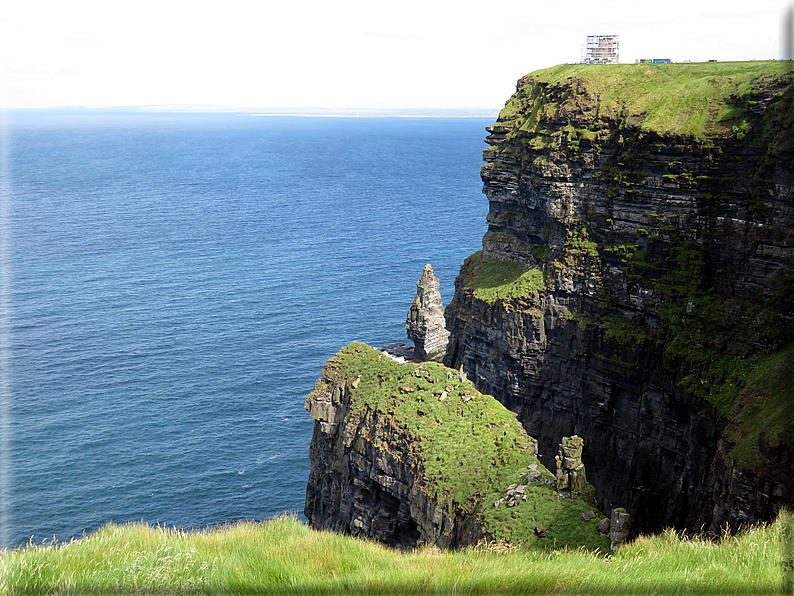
[2,513,788,595]
[724,343,794,469]
[313,342,607,551]
[453,251,545,307]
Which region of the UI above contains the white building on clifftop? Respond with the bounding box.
[581,35,619,64]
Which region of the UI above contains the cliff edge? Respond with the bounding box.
[444,61,794,536]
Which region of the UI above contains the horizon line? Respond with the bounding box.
[2,105,503,117]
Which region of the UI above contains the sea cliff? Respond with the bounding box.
[304,61,793,546]
[444,61,794,536]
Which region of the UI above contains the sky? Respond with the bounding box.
[0,0,791,110]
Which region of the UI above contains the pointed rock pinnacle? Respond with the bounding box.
[406,264,450,362]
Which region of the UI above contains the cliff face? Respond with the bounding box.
[444,62,794,536]
[305,342,609,551]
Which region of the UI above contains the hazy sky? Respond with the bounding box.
[0,0,790,110]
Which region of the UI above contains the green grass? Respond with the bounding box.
[564,227,599,261]
[456,251,546,305]
[2,511,789,594]
[497,61,792,144]
[314,342,607,551]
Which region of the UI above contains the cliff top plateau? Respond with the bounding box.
[496,60,793,149]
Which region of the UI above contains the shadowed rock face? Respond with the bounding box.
[406,264,449,362]
[302,347,482,549]
[303,345,480,549]
[444,65,794,537]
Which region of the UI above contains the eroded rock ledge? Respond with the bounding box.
[305,342,608,550]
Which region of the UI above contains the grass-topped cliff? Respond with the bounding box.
[496,60,793,149]
[306,342,608,551]
[446,60,794,536]
[479,62,794,462]
[480,59,794,424]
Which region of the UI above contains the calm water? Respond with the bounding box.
[1,111,490,548]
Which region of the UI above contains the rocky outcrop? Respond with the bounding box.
[406,264,449,362]
[304,356,468,548]
[555,435,587,499]
[444,62,794,537]
[305,342,609,551]
[609,508,631,551]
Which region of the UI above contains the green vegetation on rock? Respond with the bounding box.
[312,342,607,551]
[2,512,788,594]
[456,251,546,306]
[603,228,794,431]
[498,61,792,145]
[484,60,792,470]
[557,226,793,434]
[563,226,600,265]
[464,58,793,535]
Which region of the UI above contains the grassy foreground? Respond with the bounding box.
[2,512,790,595]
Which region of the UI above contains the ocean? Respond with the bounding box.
[1,111,491,548]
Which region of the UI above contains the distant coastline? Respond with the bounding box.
[4,105,501,118]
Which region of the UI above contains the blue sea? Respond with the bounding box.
[0,111,491,549]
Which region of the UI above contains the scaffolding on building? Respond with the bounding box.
[581,35,619,64]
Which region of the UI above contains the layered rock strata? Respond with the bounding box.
[444,62,794,536]
[406,264,449,362]
[610,508,631,551]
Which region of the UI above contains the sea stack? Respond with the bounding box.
[406,264,449,362]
